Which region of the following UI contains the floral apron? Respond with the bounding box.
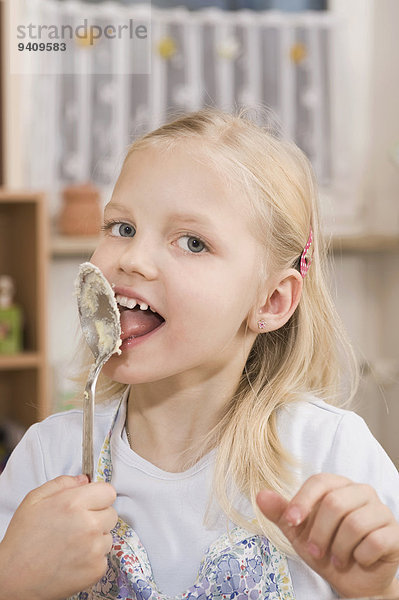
[69,402,295,600]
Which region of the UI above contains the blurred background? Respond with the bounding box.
[0,0,398,469]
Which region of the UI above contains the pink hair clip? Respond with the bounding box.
[300,228,313,278]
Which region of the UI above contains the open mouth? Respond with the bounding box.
[115,294,165,342]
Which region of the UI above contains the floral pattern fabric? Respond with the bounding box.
[68,402,295,600]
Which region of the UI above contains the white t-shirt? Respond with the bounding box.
[0,393,398,599]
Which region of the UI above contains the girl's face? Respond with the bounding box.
[91,144,264,385]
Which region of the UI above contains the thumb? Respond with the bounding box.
[26,474,89,505]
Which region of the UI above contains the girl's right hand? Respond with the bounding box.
[0,474,118,600]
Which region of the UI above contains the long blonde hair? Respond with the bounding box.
[75,107,358,554]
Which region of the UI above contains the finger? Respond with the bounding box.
[256,489,306,547]
[100,507,119,534]
[331,503,394,567]
[283,473,351,527]
[70,482,117,511]
[102,532,114,555]
[353,523,399,568]
[257,489,288,524]
[258,488,319,541]
[306,483,376,559]
[26,474,89,505]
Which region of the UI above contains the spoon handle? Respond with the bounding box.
[82,361,102,481]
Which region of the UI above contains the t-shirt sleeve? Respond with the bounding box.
[0,423,47,542]
[322,411,399,520]
[325,411,399,582]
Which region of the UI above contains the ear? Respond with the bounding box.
[248,269,303,334]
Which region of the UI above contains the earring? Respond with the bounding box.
[257,319,267,330]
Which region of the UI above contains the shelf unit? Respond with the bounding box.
[0,190,49,428]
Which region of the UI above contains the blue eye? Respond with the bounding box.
[102,222,208,253]
[110,222,135,237]
[177,235,207,254]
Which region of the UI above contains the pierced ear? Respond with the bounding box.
[248,269,303,334]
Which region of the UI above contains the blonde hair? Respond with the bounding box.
[75,107,358,554]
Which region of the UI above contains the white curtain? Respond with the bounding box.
[15,0,354,226]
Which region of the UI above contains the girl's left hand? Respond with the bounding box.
[257,473,399,598]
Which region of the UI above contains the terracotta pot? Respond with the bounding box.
[58,183,102,236]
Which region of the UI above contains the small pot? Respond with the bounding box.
[58,183,102,236]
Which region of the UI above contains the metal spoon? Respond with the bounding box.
[76,262,121,481]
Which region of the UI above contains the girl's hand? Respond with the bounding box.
[0,474,118,600]
[257,473,399,598]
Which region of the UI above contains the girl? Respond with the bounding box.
[0,108,398,600]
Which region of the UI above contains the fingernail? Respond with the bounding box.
[307,542,321,558]
[76,474,89,484]
[284,505,303,526]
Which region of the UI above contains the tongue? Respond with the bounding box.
[120,309,164,340]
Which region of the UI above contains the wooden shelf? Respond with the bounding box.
[51,234,99,258]
[329,234,399,253]
[0,352,43,370]
[0,191,49,427]
[49,233,399,257]
[0,189,46,201]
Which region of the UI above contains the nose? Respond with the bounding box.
[117,233,159,280]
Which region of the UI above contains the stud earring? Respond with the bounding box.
[257,319,267,330]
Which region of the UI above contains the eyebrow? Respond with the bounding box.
[167,212,216,229]
[105,204,216,230]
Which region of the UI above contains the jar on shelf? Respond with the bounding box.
[58,182,102,236]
